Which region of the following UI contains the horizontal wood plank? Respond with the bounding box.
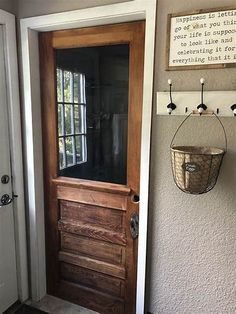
[53,32,132,49]
[53,177,131,195]
[60,200,125,232]
[59,251,126,280]
[58,220,126,245]
[61,232,125,265]
[60,262,125,298]
[57,185,127,210]
[52,23,138,49]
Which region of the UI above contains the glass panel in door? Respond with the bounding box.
[56,45,129,185]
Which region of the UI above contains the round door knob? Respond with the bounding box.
[1,194,10,205]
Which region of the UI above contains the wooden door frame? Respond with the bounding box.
[0,9,28,302]
[20,1,157,312]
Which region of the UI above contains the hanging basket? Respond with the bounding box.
[170,113,227,195]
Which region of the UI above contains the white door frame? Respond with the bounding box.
[0,9,28,303]
[20,1,156,312]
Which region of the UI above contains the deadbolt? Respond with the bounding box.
[131,194,140,203]
[1,175,10,184]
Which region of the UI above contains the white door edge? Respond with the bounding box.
[0,9,28,302]
[20,1,156,312]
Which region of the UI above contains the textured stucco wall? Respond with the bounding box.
[147,117,236,314]
[147,0,236,313]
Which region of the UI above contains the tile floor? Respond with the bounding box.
[28,295,98,314]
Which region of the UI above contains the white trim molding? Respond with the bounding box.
[20,1,156,312]
[0,9,28,302]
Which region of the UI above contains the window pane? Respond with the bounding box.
[74,105,84,134]
[58,103,63,136]
[63,71,72,103]
[74,73,86,104]
[56,68,63,102]
[65,136,74,167]
[75,135,83,163]
[79,74,86,104]
[73,73,79,103]
[65,104,73,135]
[59,138,65,169]
[75,135,86,163]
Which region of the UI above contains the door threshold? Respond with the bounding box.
[28,295,98,314]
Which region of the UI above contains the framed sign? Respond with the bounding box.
[166,7,236,70]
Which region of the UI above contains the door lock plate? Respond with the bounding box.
[130,212,139,239]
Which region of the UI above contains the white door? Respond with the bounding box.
[0,24,18,312]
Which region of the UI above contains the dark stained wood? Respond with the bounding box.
[39,31,59,295]
[60,200,125,232]
[60,232,125,265]
[59,251,126,279]
[125,21,145,314]
[58,220,126,245]
[58,280,124,314]
[40,21,145,314]
[57,185,127,210]
[53,176,131,195]
[60,262,125,298]
[52,23,135,49]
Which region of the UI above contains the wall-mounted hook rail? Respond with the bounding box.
[156,91,236,117]
[192,109,214,116]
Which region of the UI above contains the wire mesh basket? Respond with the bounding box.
[170,113,227,195]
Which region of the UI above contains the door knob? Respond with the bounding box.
[0,193,17,207]
[130,212,139,239]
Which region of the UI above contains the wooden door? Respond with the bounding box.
[39,22,145,314]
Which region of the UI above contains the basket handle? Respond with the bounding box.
[170,112,227,152]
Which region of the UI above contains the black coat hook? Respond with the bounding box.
[167,79,176,115]
[231,104,236,116]
[197,78,207,115]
